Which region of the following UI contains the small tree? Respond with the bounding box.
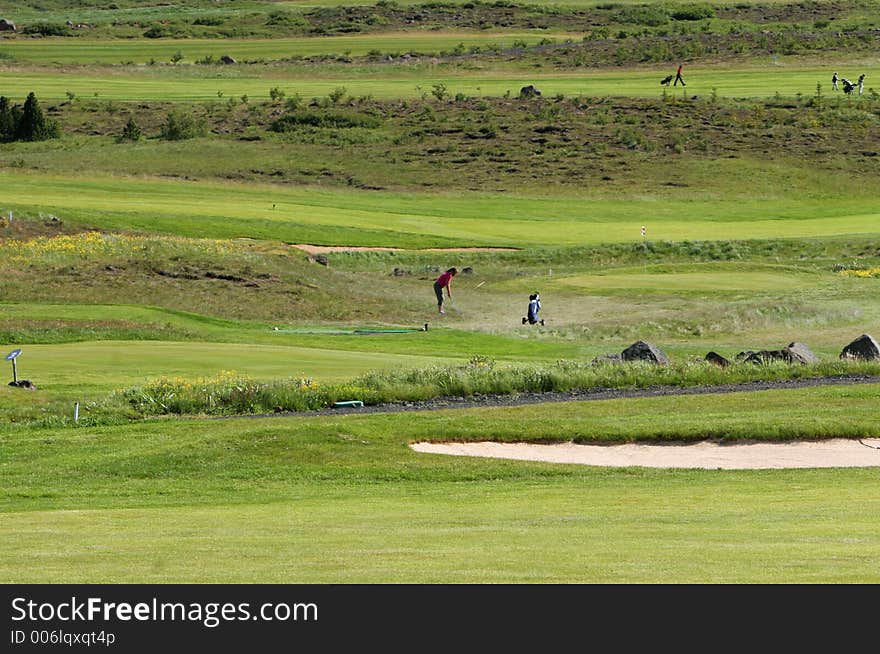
[160,110,206,140]
[118,117,142,142]
[0,96,13,140]
[328,86,347,104]
[431,83,448,101]
[284,93,302,111]
[170,50,184,64]
[269,87,285,103]
[15,92,59,141]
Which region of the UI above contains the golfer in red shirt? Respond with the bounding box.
[433,268,457,314]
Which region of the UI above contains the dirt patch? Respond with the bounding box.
[291,244,520,254]
[411,439,880,470]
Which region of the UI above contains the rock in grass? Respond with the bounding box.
[705,351,730,367]
[785,342,818,364]
[8,380,36,390]
[740,349,791,364]
[840,334,880,361]
[738,342,817,365]
[621,340,669,365]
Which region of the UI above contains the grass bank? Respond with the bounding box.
[3,383,880,582]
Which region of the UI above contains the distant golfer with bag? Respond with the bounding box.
[522,292,545,326]
[433,267,457,314]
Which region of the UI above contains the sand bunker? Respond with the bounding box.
[410,439,880,469]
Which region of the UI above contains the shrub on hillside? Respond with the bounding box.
[22,23,72,36]
[0,92,60,142]
[160,110,207,140]
[118,117,142,142]
[613,6,669,26]
[671,5,715,21]
[270,110,382,131]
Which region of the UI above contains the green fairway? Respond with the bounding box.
[1,59,875,101]
[3,476,879,583]
[2,0,880,586]
[5,340,457,388]
[0,32,583,65]
[2,384,880,582]
[555,265,811,294]
[4,171,880,247]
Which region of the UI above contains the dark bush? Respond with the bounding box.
[118,117,141,142]
[270,110,382,131]
[613,6,669,26]
[143,25,168,38]
[160,110,207,140]
[671,4,715,21]
[192,17,225,26]
[11,92,60,142]
[22,23,72,36]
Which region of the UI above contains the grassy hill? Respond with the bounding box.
[1,0,880,583]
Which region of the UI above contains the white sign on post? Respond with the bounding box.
[6,349,22,383]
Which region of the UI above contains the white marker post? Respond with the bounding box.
[5,348,22,383]
[641,226,647,273]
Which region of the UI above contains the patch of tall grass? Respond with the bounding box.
[118,357,880,418]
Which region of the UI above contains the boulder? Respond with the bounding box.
[785,342,818,364]
[739,349,792,364]
[705,351,730,367]
[313,254,329,266]
[220,55,236,64]
[621,340,669,365]
[519,84,541,99]
[738,342,816,365]
[0,19,16,31]
[461,266,474,274]
[840,334,880,361]
[8,380,35,390]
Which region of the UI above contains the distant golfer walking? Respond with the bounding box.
[858,73,865,95]
[832,71,839,91]
[433,267,457,315]
[674,64,686,86]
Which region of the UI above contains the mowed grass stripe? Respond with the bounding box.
[4,171,880,246]
[0,32,584,65]
[1,61,876,101]
[4,479,879,583]
[0,340,458,390]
